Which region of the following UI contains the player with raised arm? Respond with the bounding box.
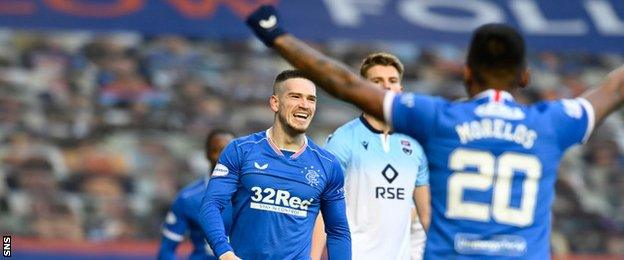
[199,70,351,260]
[158,129,235,260]
[313,52,430,260]
[245,5,624,259]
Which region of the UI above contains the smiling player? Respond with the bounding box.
[198,70,351,260]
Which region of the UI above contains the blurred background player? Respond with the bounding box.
[246,6,624,259]
[312,52,430,260]
[158,129,235,260]
[199,70,351,260]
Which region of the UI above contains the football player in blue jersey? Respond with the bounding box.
[313,52,430,260]
[158,129,235,260]
[245,6,624,259]
[199,70,351,260]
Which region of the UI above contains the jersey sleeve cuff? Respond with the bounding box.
[577,97,595,144]
[213,242,234,258]
[162,228,184,242]
[383,91,396,126]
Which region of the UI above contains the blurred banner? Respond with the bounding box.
[0,0,623,52]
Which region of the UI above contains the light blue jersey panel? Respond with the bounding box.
[325,116,428,260]
[385,89,593,259]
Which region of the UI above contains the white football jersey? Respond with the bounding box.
[326,117,429,260]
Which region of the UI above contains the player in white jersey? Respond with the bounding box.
[312,53,430,260]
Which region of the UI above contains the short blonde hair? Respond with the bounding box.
[359,52,404,79]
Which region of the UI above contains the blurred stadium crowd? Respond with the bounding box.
[0,30,622,255]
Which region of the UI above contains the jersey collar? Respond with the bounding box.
[474,89,514,103]
[359,115,393,135]
[265,128,308,159]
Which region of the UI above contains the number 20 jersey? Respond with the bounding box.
[384,89,594,259]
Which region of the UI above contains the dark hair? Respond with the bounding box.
[467,23,526,87]
[360,52,404,78]
[205,128,235,156]
[273,69,311,94]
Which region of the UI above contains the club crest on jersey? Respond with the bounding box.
[401,140,412,155]
[301,166,320,187]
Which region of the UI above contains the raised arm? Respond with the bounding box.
[582,65,624,125]
[246,6,386,121]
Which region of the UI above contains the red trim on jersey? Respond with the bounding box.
[290,137,308,159]
[266,128,307,159]
[266,129,284,156]
[494,89,501,102]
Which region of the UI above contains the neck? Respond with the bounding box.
[362,113,391,134]
[270,122,306,151]
[469,84,513,98]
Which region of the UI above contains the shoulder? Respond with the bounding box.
[397,92,449,106]
[327,118,361,144]
[231,131,267,148]
[528,98,593,121]
[179,179,206,200]
[307,138,341,165]
[333,118,362,135]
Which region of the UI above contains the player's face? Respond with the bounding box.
[272,78,317,134]
[207,133,234,164]
[365,65,403,92]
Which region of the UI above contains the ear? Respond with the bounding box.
[463,66,473,87]
[269,94,279,113]
[519,68,530,88]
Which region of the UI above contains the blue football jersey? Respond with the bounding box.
[199,129,351,260]
[384,89,594,259]
[159,179,232,260]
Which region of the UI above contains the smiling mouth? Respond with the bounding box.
[293,112,309,120]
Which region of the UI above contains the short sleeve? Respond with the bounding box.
[384,92,442,143]
[324,129,351,174]
[321,159,346,202]
[415,147,429,187]
[550,98,595,150]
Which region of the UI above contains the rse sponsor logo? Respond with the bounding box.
[375,187,405,200]
[3,236,10,257]
[212,163,229,177]
[250,187,313,217]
